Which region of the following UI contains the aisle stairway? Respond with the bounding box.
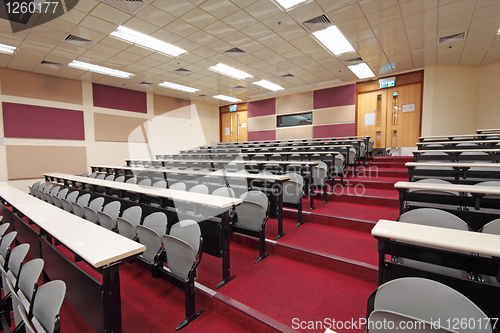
[56,156,412,333]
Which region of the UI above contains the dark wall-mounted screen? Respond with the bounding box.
[277,112,312,128]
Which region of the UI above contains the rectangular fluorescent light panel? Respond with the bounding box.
[212,94,241,103]
[208,63,252,80]
[348,63,375,79]
[312,25,355,56]
[68,60,134,79]
[0,43,16,54]
[273,0,309,10]
[253,79,284,92]
[159,81,199,93]
[111,26,186,57]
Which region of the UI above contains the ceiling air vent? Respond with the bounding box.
[301,14,332,33]
[438,32,466,45]
[279,74,295,80]
[99,0,149,15]
[198,94,208,97]
[62,34,95,49]
[39,60,64,69]
[224,47,246,58]
[173,68,192,75]
[138,81,154,87]
[231,86,246,90]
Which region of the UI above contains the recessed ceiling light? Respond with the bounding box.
[0,43,16,55]
[159,81,199,93]
[208,63,253,80]
[110,26,187,57]
[253,79,284,91]
[68,60,134,79]
[348,63,375,79]
[212,94,241,103]
[272,0,309,10]
[312,25,355,56]
[497,27,500,35]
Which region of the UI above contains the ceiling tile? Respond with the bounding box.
[276,25,309,41]
[257,33,286,47]
[203,21,236,38]
[469,15,500,31]
[244,0,283,21]
[472,3,500,20]
[336,16,370,35]
[135,6,176,27]
[261,12,296,32]
[90,3,132,25]
[149,29,183,44]
[205,39,233,52]
[223,31,253,46]
[358,0,398,15]
[286,1,325,23]
[180,7,218,30]
[372,18,405,37]
[327,3,365,25]
[438,11,473,30]
[315,0,357,13]
[229,0,260,9]
[78,14,117,35]
[366,6,402,27]
[57,8,87,25]
[69,26,106,43]
[199,0,240,19]
[400,0,438,16]
[164,19,199,37]
[439,0,476,18]
[241,23,273,39]
[151,0,195,17]
[122,17,159,35]
[224,10,258,30]
[186,30,218,45]
[28,25,67,41]
[190,46,219,58]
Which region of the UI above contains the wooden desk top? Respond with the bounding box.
[0,183,146,268]
[406,162,500,168]
[413,149,500,154]
[372,219,500,257]
[394,181,500,195]
[129,158,321,166]
[416,140,500,145]
[45,173,243,209]
[91,165,291,181]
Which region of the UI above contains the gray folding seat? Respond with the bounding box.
[367,277,492,333]
[169,182,186,191]
[114,175,125,182]
[117,206,142,240]
[142,212,167,237]
[0,231,17,267]
[0,243,29,293]
[396,208,469,278]
[138,178,152,186]
[61,191,79,213]
[478,218,500,285]
[312,161,328,204]
[5,258,44,330]
[97,201,121,231]
[0,223,10,240]
[136,225,162,263]
[283,173,305,227]
[88,173,97,178]
[126,177,137,184]
[81,172,89,177]
[70,193,91,218]
[252,154,266,161]
[19,280,66,333]
[152,180,167,188]
[234,191,270,263]
[96,173,106,180]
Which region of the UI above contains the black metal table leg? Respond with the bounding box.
[216,211,236,289]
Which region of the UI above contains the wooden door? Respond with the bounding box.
[385,83,422,147]
[357,90,387,148]
[221,111,248,142]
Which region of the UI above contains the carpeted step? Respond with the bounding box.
[341,177,404,190]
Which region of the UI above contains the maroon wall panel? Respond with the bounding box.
[92,83,147,113]
[2,102,85,140]
[313,84,356,109]
[247,98,276,118]
[248,130,276,141]
[313,123,355,138]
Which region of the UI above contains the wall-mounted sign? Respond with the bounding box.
[379,76,396,89]
[229,105,237,112]
[403,104,415,113]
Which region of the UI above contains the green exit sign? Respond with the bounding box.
[379,76,396,89]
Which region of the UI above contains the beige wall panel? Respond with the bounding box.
[313,105,355,125]
[248,115,276,131]
[193,101,219,144]
[94,113,147,143]
[276,91,313,114]
[276,126,313,140]
[0,68,83,104]
[477,60,500,129]
[6,145,87,180]
[153,94,191,116]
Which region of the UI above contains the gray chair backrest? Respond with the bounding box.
[114,176,125,182]
[96,173,106,180]
[8,280,26,328]
[152,180,167,188]
[283,173,304,204]
[42,184,53,194]
[169,220,201,254]
[410,178,458,196]
[369,309,455,333]
[0,223,10,238]
[0,231,17,261]
[98,201,121,230]
[76,193,91,206]
[66,191,79,203]
[83,207,99,223]
[32,181,41,189]
[49,186,60,196]
[32,280,66,333]
[4,243,29,288]
[121,206,142,226]
[399,208,469,230]
[212,187,235,198]
[105,174,115,181]
[126,177,137,184]
[235,191,268,232]
[482,218,500,235]
[81,172,89,177]
[312,161,328,186]
[162,235,196,280]
[61,199,73,213]
[138,178,152,186]
[373,277,492,333]
[169,182,186,191]
[143,212,167,236]
[89,197,105,211]
[252,154,266,161]
[88,173,97,178]
[189,184,209,194]
[137,225,162,263]
[117,206,142,238]
[18,258,44,304]
[57,188,69,199]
